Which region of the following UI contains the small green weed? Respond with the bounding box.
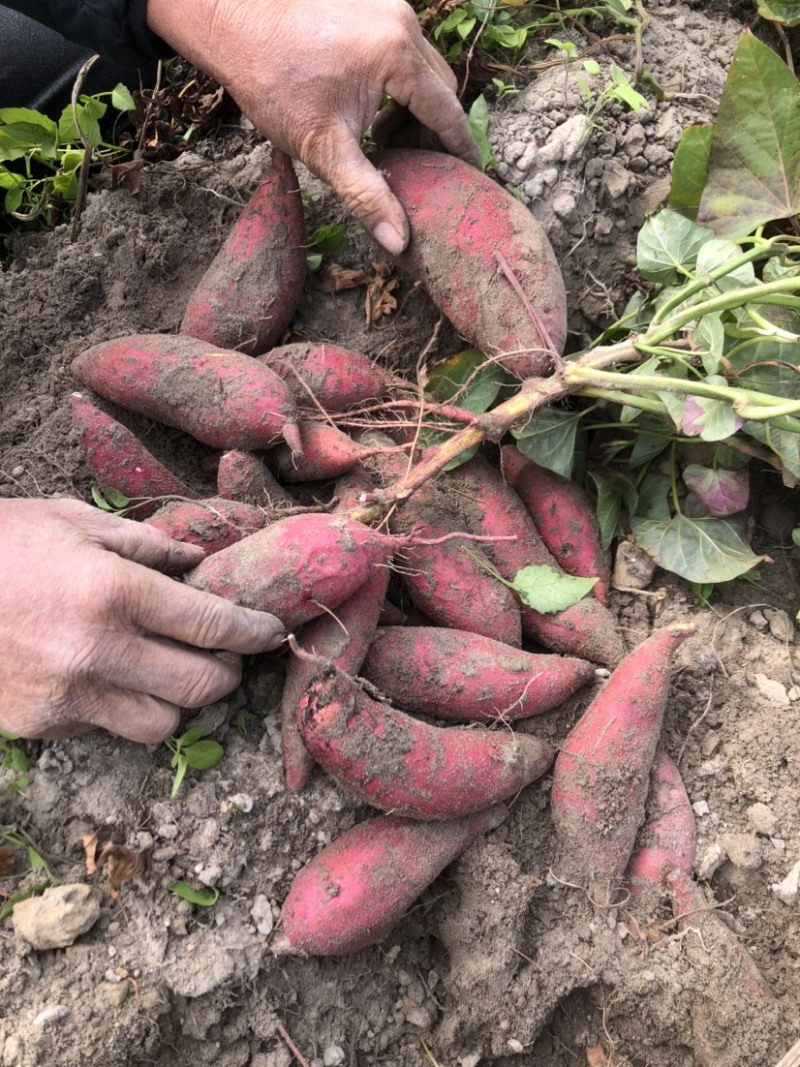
[0,730,29,792]
[166,727,225,799]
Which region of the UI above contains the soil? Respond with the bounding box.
[3,2,800,1066]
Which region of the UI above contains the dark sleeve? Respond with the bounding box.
[1,0,173,66]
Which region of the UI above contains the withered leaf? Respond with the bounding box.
[316,263,369,294]
[82,828,149,899]
[365,261,399,325]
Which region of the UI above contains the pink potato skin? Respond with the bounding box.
[71,392,195,516]
[184,513,402,630]
[216,450,296,509]
[281,567,390,792]
[273,805,507,956]
[144,496,269,554]
[180,149,306,355]
[550,623,695,895]
[260,342,396,412]
[448,455,623,666]
[71,333,301,453]
[298,661,554,819]
[374,150,567,379]
[362,626,594,722]
[502,445,611,605]
[270,422,399,483]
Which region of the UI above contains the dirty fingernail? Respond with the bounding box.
[372,221,407,256]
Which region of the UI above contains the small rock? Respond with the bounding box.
[33,1005,69,1028]
[789,687,800,702]
[700,731,721,758]
[228,793,254,814]
[11,465,25,478]
[767,610,794,643]
[2,1034,22,1064]
[460,1056,481,1067]
[250,894,274,937]
[13,885,102,950]
[772,860,800,905]
[696,843,725,881]
[552,192,578,220]
[692,800,709,817]
[323,1046,345,1067]
[752,673,790,707]
[601,159,633,201]
[612,539,656,590]
[721,832,762,870]
[747,802,778,836]
[507,1039,524,1053]
[643,142,671,166]
[108,983,129,1008]
[749,610,768,630]
[157,823,179,840]
[405,1006,435,1029]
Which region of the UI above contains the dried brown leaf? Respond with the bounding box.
[316,263,369,294]
[82,827,149,898]
[365,262,399,325]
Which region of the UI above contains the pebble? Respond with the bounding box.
[772,860,800,906]
[692,800,709,817]
[749,610,768,630]
[747,802,778,836]
[696,843,725,881]
[33,1005,70,1028]
[228,793,254,814]
[323,1046,345,1066]
[612,539,656,590]
[601,159,633,200]
[507,1039,524,1053]
[721,832,762,870]
[752,673,790,707]
[250,894,274,937]
[13,884,101,950]
[108,982,129,1008]
[700,731,721,757]
[10,465,25,478]
[767,610,794,643]
[405,1005,435,1029]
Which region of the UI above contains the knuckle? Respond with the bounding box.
[178,656,240,708]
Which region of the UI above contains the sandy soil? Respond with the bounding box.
[2,3,800,1065]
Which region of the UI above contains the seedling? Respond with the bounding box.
[0,730,29,792]
[165,727,225,799]
[0,825,58,921]
[170,881,220,906]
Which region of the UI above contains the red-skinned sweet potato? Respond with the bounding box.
[260,342,397,411]
[180,149,306,355]
[269,422,406,483]
[216,449,296,509]
[298,658,554,819]
[281,567,390,792]
[447,454,623,666]
[551,622,695,898]
[362,626,594,722]
[273,805,507,956]
[144,496,268,553]
[71,392,195,515]
[374,149,567,379]
[502,445,611,605]
[185,513,402,630]
[71,333,301,453]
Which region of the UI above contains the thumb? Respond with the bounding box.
[305,128,410,254]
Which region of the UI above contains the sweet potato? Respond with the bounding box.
[270,422,404,483]
[185,513,402,629]
[71,333,301,453]
[447,454,623,666]
[374,149,567,379]
[216,450,296,509]
[362,626,594,722]
[145,496,268,553]
[180,149,306,355]
[281,567,389,792]
[260,342,397,412]
[502,445,611,605]
[273,805,507,956]
[550,622,695,898]
[625,750,696,898]
[71,392,195,515]
[298,658,554,819]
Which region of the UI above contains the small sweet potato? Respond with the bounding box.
[281,567,389,792]
[260,342,397,411]
[362,626,594,722]
[298,658,554,819]
[551,622,695,898]
[145,496,268,553]
[71,392,195,515]
[180,149,306,355]
[185,513,402,629]
[374,149,567,379]
[72,333,301,453]
[273,805,507,956]
[270,422,404,483]
[502,445,611,605]
[216,450,296,509]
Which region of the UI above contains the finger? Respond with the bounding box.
[421,37,459,91]
[84,689,182,743]
[83,510,206,574]
[302,128,411,254]
[386,61,481,168]
[96,632,243,709]
[124,565,286,653]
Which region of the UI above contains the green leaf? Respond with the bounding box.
[308,223,347,254]
[589,470,638,550]
[631,513,768,583]
[695,238,756,291]
[425,348,506,412]
[3,747,29,775]
[668,123,713,221]
[468,95,494,170]
[507,565,597,613]
[170,756,188,799]
[511,407,579,480]
[743,419,800,482]
[756,0,800,27]
[0,728,20,741]
[0,883,50,923]
[169,882,220,907]
[0,168,24,190]
[111,84,136,111]
[0,119,58,161]
[183,739,224,771]
[697,30,800,237]
[692,312,725,374]
[57,104,102,148]
[103,486,132,510]
[306,252,323,272]
[176,725,211,748]
[4,186,23,213]
[680,380,744,441]
[636,209,713,284]
[628,428,669,468]
[91,485,114,511]
[609,64,649,112]
[634,472,672,520]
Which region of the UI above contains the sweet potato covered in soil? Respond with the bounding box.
[216,449,296,509]
[260,342,397,411]
[71,392,195,514]
[184,513,401,630]
[144,496,268,553]
[362,626,595,722]
[550,622,695,898]
[71,333,301,453]
[502,444,611,605]
[269,422,405,483]
[180,149,306,355]
[273,805,507,957]
[374,149,567,379]
[298,657,554,819]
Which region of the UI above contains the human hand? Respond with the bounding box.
[147,0,480,254]
[0,499,284,743]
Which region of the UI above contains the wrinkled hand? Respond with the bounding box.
[0,500,284,743]
[147,0,480,253]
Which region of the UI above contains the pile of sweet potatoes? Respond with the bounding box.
[65,148,772,1057]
